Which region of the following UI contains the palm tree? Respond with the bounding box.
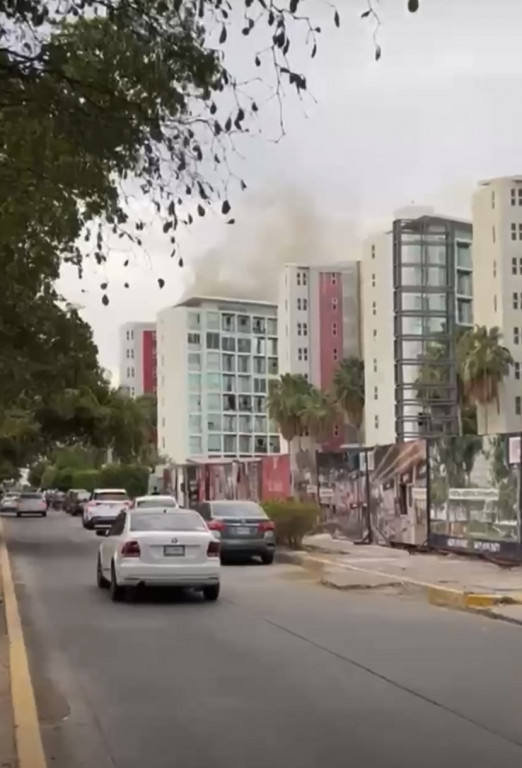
[267,374,311,445]
[332,357,365,442]
[302,387,339,444]
[457,326,513,433]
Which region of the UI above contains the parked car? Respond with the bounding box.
[130,494,179,510]
[192,500,275,564]
[83,488,130,531]
[0,493,20,513]
[64,489,91,516]
[96,508,220,602]
[51,490,66,510]
[15,491,47,518]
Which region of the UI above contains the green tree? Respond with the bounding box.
[332,357,365,441]
[267,374,311,446]
[301,388,339,444]
[458,326,513,433]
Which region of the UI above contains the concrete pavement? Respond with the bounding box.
[3,510,522,767]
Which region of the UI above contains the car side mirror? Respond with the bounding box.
[96,530,108,537]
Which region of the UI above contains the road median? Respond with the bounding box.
[0,517,47,768]
[275,545,522,624]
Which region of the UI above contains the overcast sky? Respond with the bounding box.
[58,0,522,381]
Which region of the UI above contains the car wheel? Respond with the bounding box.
[261,551,274,565]
[16,511,21,518]
[110,562,124,602]
[203,584,220,602]
[97,556,109,589]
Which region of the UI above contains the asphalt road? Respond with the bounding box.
[2,510,522,768]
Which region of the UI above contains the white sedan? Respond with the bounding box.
[130,494,179,510]
[96,509,220,602]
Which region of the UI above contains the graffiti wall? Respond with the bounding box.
[368,440,428,547]
[316,451,367,539]
[428,434,521,557]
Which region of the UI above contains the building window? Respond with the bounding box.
[372,301,376,316]
[493,260,497,278]
[187,332,200,347]
[512,188,517,206]
[297,322,302,336]
[514,293,519,310]
[221,336,236,352]
[331,273,337,286]
[333,348,339,361]
[373,358,377,373]
[519,257,522,274]
[333,424,340,437]
[374,386,378,401]
[126,330,130,341]
[302,271,308,286]
[492,226,496,243]
[374,415,379,429]
[297,298,301,310]
[491,191,495,209]
[371,273,376,288]
[515,328,520,345]
[188,312,201,330]
[126,349,130,358]
[519,223,522,241]
[373,329,377,338]
[515,363,521,380]
[297,272,301,286]
[332,323,338,336]
[303,323,308,336]
[494,295,497,312]
[516,396,522,416]
[303,298,308,310]
[513,258,517,275]
[371,244,376,259]
[512,223,517,241]
[297,347,309,361]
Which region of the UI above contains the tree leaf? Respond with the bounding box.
[408,0,419,11]
[102,294,109,306]
[219,25,227,43]
[100,282,108,290]
[375,44,382,61]
[334,10,340,27]
[178,257,184,267]
[361,9,371,18]
[158,278,165,288]
[221,200,231,215]
[197,205,206,217]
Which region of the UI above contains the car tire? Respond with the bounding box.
[97,556,109,589]
[110,562,124,602]
[261,551,274,565]
[203,584,220,602]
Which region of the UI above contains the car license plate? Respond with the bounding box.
[236,527,251,536]
[164,545,185,556]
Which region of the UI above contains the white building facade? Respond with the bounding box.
[157,297,280,463]
[472,176,522,433]
[363,207,473,446]
[118,322,156,397]
[278,262,362,448]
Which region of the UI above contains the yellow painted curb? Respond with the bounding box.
[289,550,522,612]
[0,517,47,768]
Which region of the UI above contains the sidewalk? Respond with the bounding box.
[277,533,522,623]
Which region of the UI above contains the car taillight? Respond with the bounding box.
[207,540,220,558]
[258,520,275,532]
[207,519,225,531]
[121,541,141,557]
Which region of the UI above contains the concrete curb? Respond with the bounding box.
[275,548,522,613]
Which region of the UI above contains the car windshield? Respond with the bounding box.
[94,492,128,501]
[211,501,266,518]
[130,511,207,532]
[136,498,177,508]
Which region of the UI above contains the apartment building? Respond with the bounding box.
[277,262,362,448]
[118,322,157,397]
[157,297,280,463]
[473,176,522,433]
[363,207,473,445]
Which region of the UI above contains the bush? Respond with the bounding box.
[262,499,319,550]
[39,463,150,497]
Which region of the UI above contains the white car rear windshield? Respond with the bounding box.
[136,498,177,508]
[130,511,207,532]
[94,492,128,501]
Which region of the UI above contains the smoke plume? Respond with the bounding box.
[182,187,361,302]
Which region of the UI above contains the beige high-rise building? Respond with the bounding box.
[472,176,522,433]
